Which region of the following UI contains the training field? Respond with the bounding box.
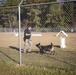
[0,32,76,70]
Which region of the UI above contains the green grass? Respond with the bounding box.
[0,47,76,70]
[0,60,76,75]
[0,32,76,75]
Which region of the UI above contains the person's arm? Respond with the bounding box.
[25,33,31,36]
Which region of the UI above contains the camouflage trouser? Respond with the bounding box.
[24,39,32,53]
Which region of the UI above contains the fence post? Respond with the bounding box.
[18,0,24,65]
[18,5,22,65]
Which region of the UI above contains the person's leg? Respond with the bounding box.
[24,39,28,53]
[28,39,32,52]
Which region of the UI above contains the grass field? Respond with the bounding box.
[0,32,76,71]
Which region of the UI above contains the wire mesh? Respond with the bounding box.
[0,1,76,70]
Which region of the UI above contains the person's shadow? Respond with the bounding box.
[0,50,19,64]
[9,46,19,51]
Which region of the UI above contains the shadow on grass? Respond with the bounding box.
[0,50,19,64]
[9,46,19,51]
[46,55,76,67]
[31,51,39,53]
[54,45,60,48]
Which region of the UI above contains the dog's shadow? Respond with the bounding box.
[54,45,60,48]
[31,50,39,53]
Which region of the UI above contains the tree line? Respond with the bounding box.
[0,0,76,28]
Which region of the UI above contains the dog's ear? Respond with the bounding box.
[51,43,53,45]
[39,43,40,45]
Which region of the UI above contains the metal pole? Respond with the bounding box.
[18,0,27,66]
[18,5,22,65]
[18,0,24,65]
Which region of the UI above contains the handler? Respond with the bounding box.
[23,23,32,53]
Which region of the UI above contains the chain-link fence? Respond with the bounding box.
[0,1,76,70]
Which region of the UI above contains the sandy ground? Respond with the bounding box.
[0,32,76,51]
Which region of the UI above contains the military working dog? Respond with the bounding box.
[36,43,55,54]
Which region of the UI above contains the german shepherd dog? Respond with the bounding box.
[36,43,55,54]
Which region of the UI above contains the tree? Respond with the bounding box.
[72,1,76,27]
[0,0,19,28]
[27,0,56,4]
[4,0,20,6]
[0,7,18,28]
[63,2,75,27]
[27,6,41,28]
